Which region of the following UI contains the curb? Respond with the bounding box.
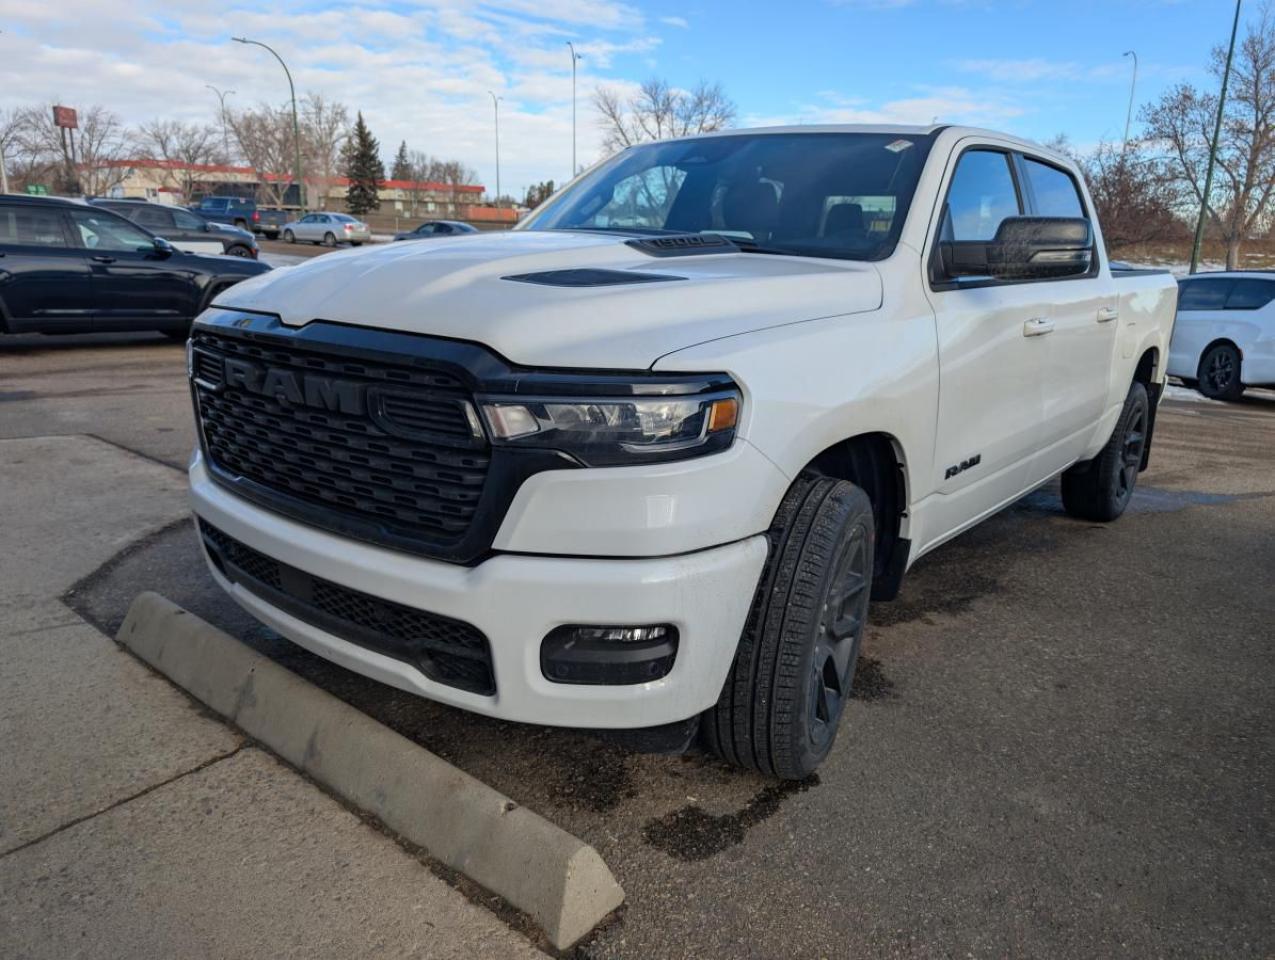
[117,592,624,950]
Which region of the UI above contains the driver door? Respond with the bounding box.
[68,208,199,330]
[922,146,1049,546]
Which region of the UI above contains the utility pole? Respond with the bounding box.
[1190,0,1243,274]
[1121,50,1138,152]
[489,91,502,205]
[567,41,582,178]
[205,84,236,160]
[232,36,306,211]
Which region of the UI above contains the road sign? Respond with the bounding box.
[52,106,78,130]
[26,184,49,196]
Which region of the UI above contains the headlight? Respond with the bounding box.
[479,389,740,466]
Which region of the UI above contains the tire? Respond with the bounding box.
[702,474,875,780]
[351,241,363,247]
[1061,380,1149,522]
[283,230,295,244]
[162,325,191,342]
[1197,342,1245,401]
[233,219,248,231]
[227,244,253,258]
[323,231,337,247]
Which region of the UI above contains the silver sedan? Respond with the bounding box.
[281,212,371,246]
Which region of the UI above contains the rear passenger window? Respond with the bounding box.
[943,150,1020,242]
[1022,158,1085,218]
[1177,278,1234,311]
[0,204,69,247]
[1224,278,1275,310]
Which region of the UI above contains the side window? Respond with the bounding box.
[69,210,154,252]
[415,223,436,236]
[0,204,70,247]
[134,206,175,229]
[1224,278,1275,310]
[172,209,206,230]
[1022,158,1085,218]
[433,223,451,235]
[1177,278,1234,311]
[943,150,1020,242]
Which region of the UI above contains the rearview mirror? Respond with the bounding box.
[940,217,1093,282]
[152,236,176,258]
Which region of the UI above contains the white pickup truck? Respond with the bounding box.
[187,124,1177,779]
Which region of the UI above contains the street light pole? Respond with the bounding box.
[489,91,502,205]
[205,84,236,160]
[1190,0,1243,274]
[567,41,582,179]
[1121,51,1138,152]
[232,36,306,212]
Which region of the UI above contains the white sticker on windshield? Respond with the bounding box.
[884,139,914,153]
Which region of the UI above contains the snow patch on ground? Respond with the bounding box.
[1163,383,1221,404]
[260,252,307,268]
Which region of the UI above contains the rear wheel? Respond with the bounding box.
[702,475,875,780]
[233,218,248,231]
[323,231,337,247]
[1061,380,1149,522]
[1197,343,1245,401]
[283,229,295,244]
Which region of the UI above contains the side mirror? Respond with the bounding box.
[940,217,1093,282]
[152,236,176,258]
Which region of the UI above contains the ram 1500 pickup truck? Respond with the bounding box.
[187,125,1178,779]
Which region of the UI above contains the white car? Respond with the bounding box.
[281,212,371,246]
[1168,271,1275,400]
[188,124,1177,779]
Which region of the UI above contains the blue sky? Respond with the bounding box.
[0,0,1243,197]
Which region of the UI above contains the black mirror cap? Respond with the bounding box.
[987,216,1093,280]
[152,236,176,257]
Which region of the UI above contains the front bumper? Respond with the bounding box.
[190,453,767,728]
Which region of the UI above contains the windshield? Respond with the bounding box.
[522,131,936,261]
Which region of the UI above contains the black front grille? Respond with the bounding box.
[199,519,495,695]
[191,328,490,551]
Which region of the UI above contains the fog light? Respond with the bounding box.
[541,624,678,685]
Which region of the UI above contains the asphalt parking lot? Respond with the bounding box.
[2,331,1273,958]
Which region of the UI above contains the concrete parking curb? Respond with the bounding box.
[117,591,624,950]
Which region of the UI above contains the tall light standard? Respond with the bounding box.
[232,36,305,211]
[1190,0,1243,274]
[205,84,236,160]
[566,41,582,178]
[489,91,502,205]
[1121,51,1138,152]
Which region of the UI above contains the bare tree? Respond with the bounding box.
[593,78,736,155]
[1046,135,1186,253]
[13,104,135,196]
[138,119,222,201]
[228,103,296,207]
[401,151,478,217]
[0,107,23,192]
[1141,3,1275,268]
[302,93,349,210]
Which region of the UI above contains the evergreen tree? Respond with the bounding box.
[391,140,412,181]
[524,180,555,208]
[343,112,384,215]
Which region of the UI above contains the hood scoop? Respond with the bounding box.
[503,268,685,287]
[626,234,739,257]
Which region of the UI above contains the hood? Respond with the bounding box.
[213,230,882,368]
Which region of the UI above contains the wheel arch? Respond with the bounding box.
[800,431,911,601]
[1132,345,1163,472]
[1198,336,1244,369]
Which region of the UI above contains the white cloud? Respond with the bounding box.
[0,0,662,198]
[744,86,1027,129]
[658,15,688,27]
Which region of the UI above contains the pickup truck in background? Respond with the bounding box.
[191,196,288,239]
[187,124,1178,779]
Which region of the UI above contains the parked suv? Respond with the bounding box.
[1169,271,1275,400]
[0,196,269,338]
[189,125,1177,778]
[90,199,258,258]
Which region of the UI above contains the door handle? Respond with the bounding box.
[1097,306,1120,323]
[1023,317,1055,337]
[90,255,117,264]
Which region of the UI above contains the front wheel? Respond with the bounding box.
[283,230,295,244]
[227,244,253,258]
[1198,343,1245,401]
[702,475,875,780]
[1061,380,1149,522]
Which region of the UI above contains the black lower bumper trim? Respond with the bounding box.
[198,518,495,696]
